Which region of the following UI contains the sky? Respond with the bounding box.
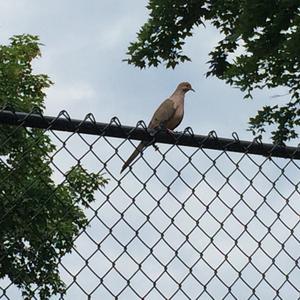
[0,1,299,300]
[0,0,291,142]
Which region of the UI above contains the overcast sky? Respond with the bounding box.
[0,0,291,142]
[1,2,299,300]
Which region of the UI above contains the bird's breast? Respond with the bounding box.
[167,102,184,130]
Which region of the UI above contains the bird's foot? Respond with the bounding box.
[166,128,175,134]
[148,128,157,136]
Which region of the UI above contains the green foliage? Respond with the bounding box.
[0,35,108,299]
[126,0,300,144]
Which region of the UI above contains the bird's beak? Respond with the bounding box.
[190,87,195,92]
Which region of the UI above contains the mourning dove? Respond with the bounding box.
[121,82,194,173]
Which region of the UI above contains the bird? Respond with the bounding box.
[120,82,195,173]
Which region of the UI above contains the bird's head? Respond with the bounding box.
[177,82,195,93]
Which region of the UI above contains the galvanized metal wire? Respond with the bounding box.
[0,109,299,300]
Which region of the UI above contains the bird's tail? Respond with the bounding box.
[120,142,145,173]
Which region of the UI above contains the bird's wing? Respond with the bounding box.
[121,99,176,173]
[148,99,176,129]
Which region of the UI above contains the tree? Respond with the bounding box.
[126,0,300,144]
[0,35,108,299]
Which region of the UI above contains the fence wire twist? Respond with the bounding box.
[0,109,299,300]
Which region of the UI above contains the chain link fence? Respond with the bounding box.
[0,109,299,299]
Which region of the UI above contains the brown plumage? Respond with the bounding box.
[120,82,194,173]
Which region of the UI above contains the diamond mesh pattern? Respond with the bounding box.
[0,110,299,300]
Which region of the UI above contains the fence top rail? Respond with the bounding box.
[0,109,299,160]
